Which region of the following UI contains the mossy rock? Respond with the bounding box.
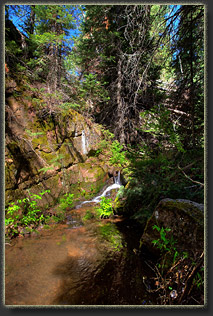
[78,162,106,182]
[5,86,108,212]
[140,198,204,258]
[113,197,126,214]
[5,157,17,189]
[31,134,50,150]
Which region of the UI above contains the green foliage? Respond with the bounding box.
[58,193,74,211]
[60,102,81,111]
[149,224,204,304]
[38,166,55,174]
[140,105,185,153]
[125,148,204,223]
[152,225,179,269]
[109,140,126,167]
[39,154,65,174]
[96,196,114,219]
[98,222,124,252]
[94,128,114,156]
[5,190,50,238]
[116,185,125,199]
[51,193,74,223]
[79,73,110,104]
[82,209,96,222]
[26,130,44,137]
[170,5,204,148]
[193,269,204,289]
[151,224,192,280]
[95,128,128,168]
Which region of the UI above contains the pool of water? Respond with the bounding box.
[5,205,154,306]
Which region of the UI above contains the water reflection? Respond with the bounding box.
[5,206,153,306]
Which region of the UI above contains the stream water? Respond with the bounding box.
[77,171,122,208]
[5,176,154,306]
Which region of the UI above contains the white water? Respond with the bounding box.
[76,171,122,208]
[82,130,87,155]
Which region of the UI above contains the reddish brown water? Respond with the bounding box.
[5,205,152,306]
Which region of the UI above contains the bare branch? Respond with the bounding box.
[178,165,204,187]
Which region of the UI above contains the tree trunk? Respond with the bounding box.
[116,57,125,145]
[190,10,195,147]
[29,5,35,35]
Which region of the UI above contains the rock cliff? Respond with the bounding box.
[5,83,109,208]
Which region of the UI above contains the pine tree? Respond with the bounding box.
[29,5,76,92]
[76,5,164,145]
[170,5,204,148]
[5,4,76,90]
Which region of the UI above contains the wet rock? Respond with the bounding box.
[140,198,204,258]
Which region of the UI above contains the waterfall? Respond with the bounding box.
[81,130,87,155]
[114,170,121,185]
[91,182,121,203]
[76,171,122,208]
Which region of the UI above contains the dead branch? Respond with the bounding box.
[167,108,191,117]
[178,252,204,304]
[178,165,204,187]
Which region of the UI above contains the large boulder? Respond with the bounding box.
[140,198,204,258]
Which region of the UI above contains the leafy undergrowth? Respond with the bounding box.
[5,190,51,238]
[119,146,205,305]
[143,225,204,305]
[94,128,128,169]
[5,191,74,239]
[82,197,115,222]
[123,148,204,225]
[96,196,114,219]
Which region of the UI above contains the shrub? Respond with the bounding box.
[109,140,126,167]
[57,193,74,215]
[96,196,114,219]
[124,149,204,223]
[5,189,50,238]
[94,128,128,167]
[146,224,204,305]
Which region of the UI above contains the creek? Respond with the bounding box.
[5,176,155,306]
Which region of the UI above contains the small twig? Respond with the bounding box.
[144,261,167,293]
[177,165,204,187]
[167,108,191,117]
[178,252,204,303]
[190,296,202,304]
[184,185,199,189]
[166,257,185,275]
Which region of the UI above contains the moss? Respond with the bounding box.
[157,199,204,226]
[31,134,49,148]
[82,209,97,222]
[113,198,126,214]
[58,144,75,166]
[97,222,124,252]
[78,163,106,182]
[5,86,110,215]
